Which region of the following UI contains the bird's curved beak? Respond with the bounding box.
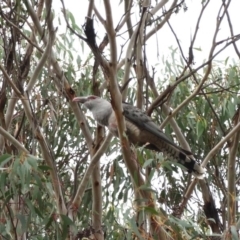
[72,97,87,103]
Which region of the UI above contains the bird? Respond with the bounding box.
[72,95,204,178]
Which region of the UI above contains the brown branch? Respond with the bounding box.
[146,0,178,41]
[87,0,94,18]
[115,0,133,33]
[121,0,177,99]
[136,3,149,108]
[124,0,133,38]
[90,127,104,240]
[159,62,213,129]
[0,64,22,98]
[202,122,240,169]
[223,1,240,58]
[166,1,226,140]
[227,108,240,226]
[71,133,112,208]
[0,126,29,154]
[0,1,44,153]
[93,3,105,24]
[159,34,240,129]
[103,1,170,238]
[0,11,43,53]
[25,0,93,151]
[180,120,240,221]
[189,0,210,62]
[20,0,68,217]
[89,12,108,238]
[174,1,234,224]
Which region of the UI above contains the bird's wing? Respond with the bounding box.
[122,103,204,178]
[122,103,191,154]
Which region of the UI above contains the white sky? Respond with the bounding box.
[54,0,240,68]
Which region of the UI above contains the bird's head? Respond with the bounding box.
[72,95,112,126]
[72,95,100,109]
[72,95,98,104]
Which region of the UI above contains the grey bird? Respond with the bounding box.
[73,95,204,178]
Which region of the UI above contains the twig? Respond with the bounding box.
[159,35,240,128]
[223,1,240,58]
[93,3,105,24]
[0,127,29,154]
[0,12,43,53]
[60,0,87,41]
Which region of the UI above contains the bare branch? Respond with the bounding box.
[0,64,22,97]
[224,1,240,58]
[115,0,133,33]
[87,0,94,18]
[227,109,240,226]
[71,133,112,208]
[0,126,29,154]
[159,35,240,129]
[0,12,43,53]
[93,3,105,24]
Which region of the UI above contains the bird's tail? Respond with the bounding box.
[178,148,205,179]
[153,141,205,178]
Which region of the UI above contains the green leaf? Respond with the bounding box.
[142,206,160,215]
[38,165,52,171]
[0,172,8,194]
[26,156,38,170]
[16,214,27,232]
[127,217,144,240]
[196,118,206,139]
[225,56,229,65]
[138,185,157,194]
[193,47,202,51]
[66,10,76,28]
[142,158,154,168]
[227,100,235,118]
[61,215,76,239]
[0,154,12,166]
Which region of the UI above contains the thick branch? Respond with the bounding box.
[227,110,240,225]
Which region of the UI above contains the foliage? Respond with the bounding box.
[0,0,239,239]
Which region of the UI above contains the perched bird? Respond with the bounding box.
[73,95,204,178]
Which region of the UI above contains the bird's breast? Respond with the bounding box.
[108,113,118,136]
[125,121,143,145]
[107,114,150,147]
